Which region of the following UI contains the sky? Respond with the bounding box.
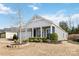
[0,3,79,29]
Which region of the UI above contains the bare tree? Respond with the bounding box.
[8,5,25,44]
[68,15,72,29]
[17,9,25,44]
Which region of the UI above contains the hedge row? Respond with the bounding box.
[14,33,58,44]
[29,37,47,42]
[28,33,58,43]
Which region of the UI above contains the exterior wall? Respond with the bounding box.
[18,31,30,39]
[6,32,17,39]
[18,32,24,39]
[54,25,68,41]
[24,19,52,39]
[25,25,68,41]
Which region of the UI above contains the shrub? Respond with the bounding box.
[13,34,18,40]
[22,39,29,43]
[13,34,18,43]
[50,33,58,43]
[29,38,34,42]
[42,37,47,42]
[29,37,47,42]
[33,38,40,42]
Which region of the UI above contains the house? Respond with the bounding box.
[0,31,17,39]
[21,15,68,41]
[0,27,18,39]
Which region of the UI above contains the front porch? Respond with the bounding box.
[27,26,55,38]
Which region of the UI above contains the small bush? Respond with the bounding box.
[29,38,34,42]
[42,37,47,42]
[13,34,18,40]
[50,33,58,43]
[13,34,18,43]
[29,37,47,42]
[33,38,40,42]
[22,39,28,43]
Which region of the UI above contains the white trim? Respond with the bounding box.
[50,25,52,34]
[40,27,42,38]
[32,28,34,37]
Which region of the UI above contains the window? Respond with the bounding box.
[47,28,50,39]
[52,27,55,33]
[36,28,40,37]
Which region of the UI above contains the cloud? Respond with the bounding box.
[42,14,68,26]
[28,4,39,11]
[42,10,68,25]
[0,4,16,14]
[42,10,79,27]
[70,14,79,27]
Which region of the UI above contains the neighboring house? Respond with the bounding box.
[0,31,17,39]
[21,15,68,41]
[0,27,18,39]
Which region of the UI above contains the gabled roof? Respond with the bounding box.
[0,27,25,33]
[27,15,68,33]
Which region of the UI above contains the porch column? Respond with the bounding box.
[40,27,42,38]
[32,28,34,37]
[50,25,52,34]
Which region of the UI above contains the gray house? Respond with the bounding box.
[21,15,68,41]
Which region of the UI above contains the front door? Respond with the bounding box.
[34,29,36,37]
[46,28,50,39]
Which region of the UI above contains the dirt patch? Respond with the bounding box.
[0,39,79,56]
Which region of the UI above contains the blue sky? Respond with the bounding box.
[0,3,79,29]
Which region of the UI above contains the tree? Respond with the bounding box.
[13,34,18,43]
[59,21,69,32]
[71,26,76,34]
[13,34,18,40]
[69,24,79,34]
[50,33,58,43]
[75,24,79,34]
